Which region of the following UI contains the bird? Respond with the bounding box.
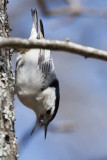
[15,9,60,138]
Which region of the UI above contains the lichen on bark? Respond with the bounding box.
[0,0,17,160]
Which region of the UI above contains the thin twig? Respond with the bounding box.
[0,37,107,61]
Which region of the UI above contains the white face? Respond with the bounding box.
[35,87,56,124]
[42,87,56,112]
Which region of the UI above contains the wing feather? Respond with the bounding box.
[38,49,56,89]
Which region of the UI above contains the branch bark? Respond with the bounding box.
[0,37,107,61]
[0,1,17,160]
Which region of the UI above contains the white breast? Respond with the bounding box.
[16,49,43,109]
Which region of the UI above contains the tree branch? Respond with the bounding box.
[0,37,107,61]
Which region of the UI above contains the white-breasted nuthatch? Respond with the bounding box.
[15,9,60,138]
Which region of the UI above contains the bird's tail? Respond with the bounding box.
[39,19,45,39]
[30,9,39,39]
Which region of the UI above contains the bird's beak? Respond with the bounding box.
[44,123,48,139]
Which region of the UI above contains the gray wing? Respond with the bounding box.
[41,59,54,76]
[38,49,56,89]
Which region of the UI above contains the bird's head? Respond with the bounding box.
[31,79,60,138]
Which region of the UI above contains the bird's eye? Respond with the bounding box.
[46,109,51,115]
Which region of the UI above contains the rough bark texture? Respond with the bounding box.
[0,0,17,160]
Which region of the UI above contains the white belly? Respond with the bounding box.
[15,49,43,110]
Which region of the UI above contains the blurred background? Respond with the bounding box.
[8,0,107,160]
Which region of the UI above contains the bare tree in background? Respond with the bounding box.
[0,0,17,160]
[37,0,107,27]
[37,0,107,17]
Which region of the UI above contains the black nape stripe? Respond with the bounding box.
[41,78,60,122]
[49,79,60,122]
[49,79,59,88]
